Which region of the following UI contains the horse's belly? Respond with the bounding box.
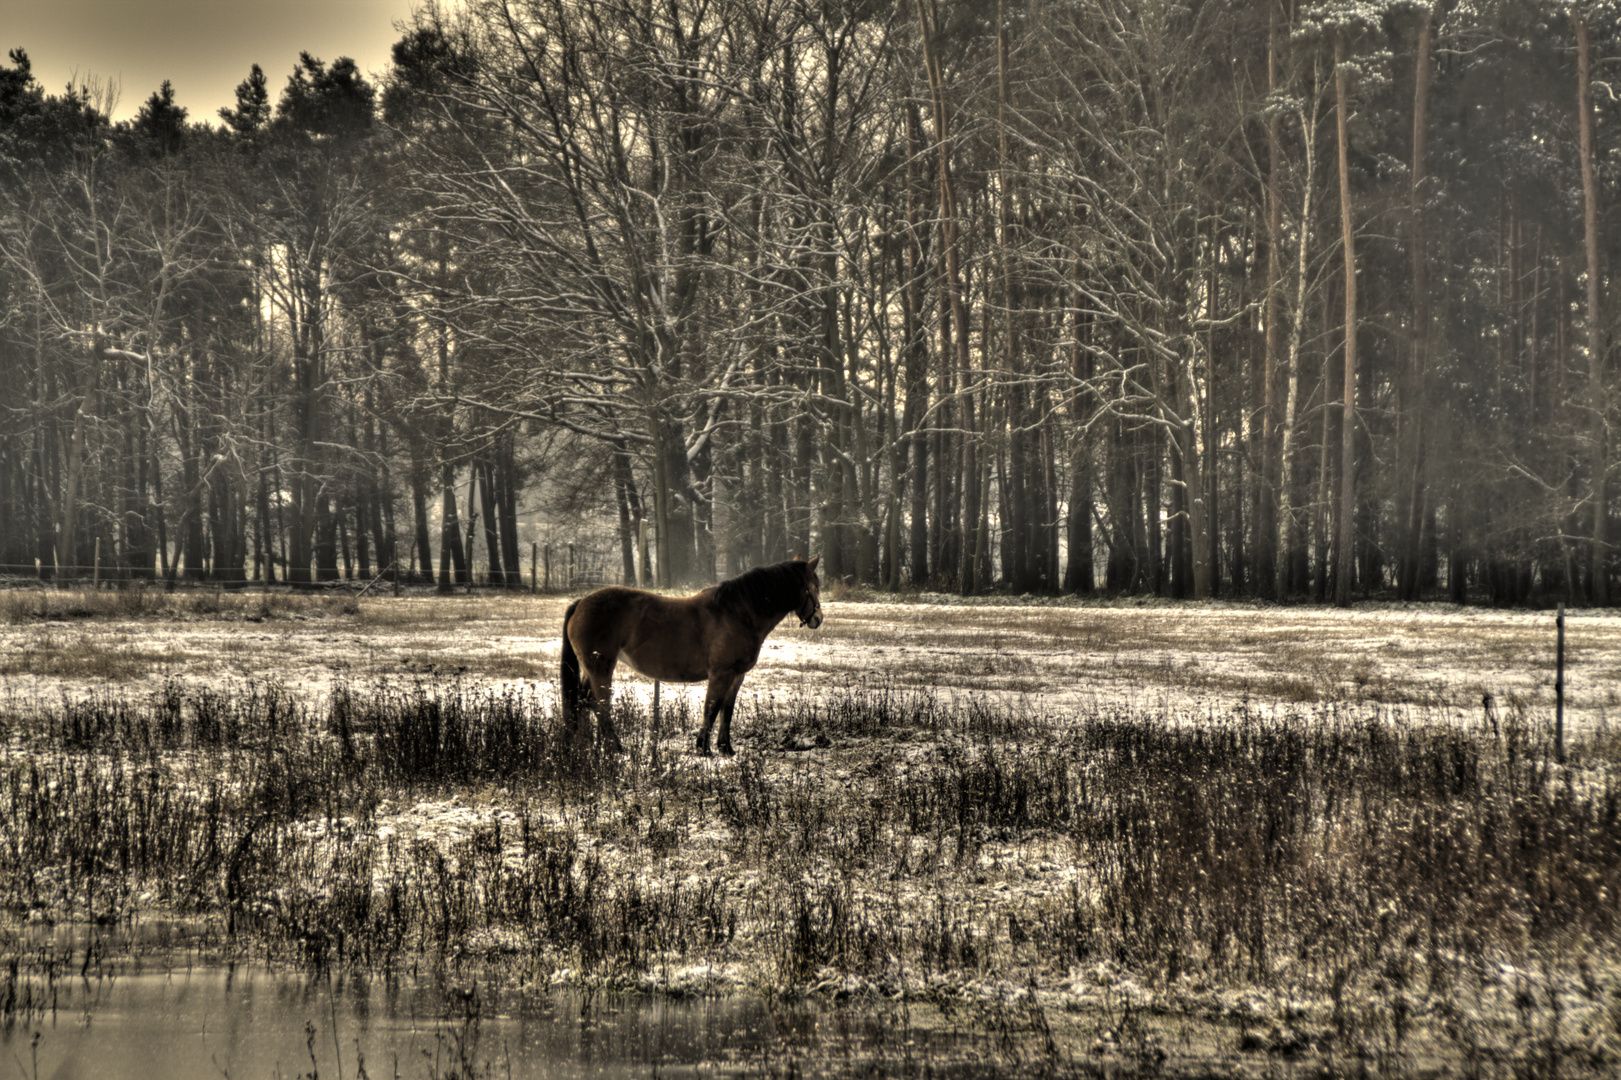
[619,649,709,683]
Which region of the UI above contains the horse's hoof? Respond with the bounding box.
[717,741,734,757]
[694,738,712,757]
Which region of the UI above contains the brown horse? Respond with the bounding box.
[560,556,823,756]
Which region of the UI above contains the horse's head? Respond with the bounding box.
[797,556,824,629]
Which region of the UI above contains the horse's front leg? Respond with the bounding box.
[714,673,749,757]
[695,677,726,757]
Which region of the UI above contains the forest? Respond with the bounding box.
[1,0,1617,604]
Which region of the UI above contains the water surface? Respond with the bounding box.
[3,962,908,1079]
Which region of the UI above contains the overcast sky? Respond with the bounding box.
[6,0,423,123]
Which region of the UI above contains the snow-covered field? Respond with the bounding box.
[3,591,1615,732]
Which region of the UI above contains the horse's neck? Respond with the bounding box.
[745,600,794,635]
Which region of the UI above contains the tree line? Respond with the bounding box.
[2,0,1618,604]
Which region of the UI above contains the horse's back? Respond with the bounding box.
[568,585,717,682]
[568,586,669,647]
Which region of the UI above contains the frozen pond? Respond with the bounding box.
[5,955,935,1079]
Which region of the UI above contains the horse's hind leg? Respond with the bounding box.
[594,678,624,753]
[695,685,722,757]
[583,658,624,753]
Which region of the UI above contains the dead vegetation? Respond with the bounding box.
[2,590,1619,1074]
[0,582,365,624]
[1,667,1619,1076]
[0,627,198,679]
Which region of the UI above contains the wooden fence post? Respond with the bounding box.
[1556,603,1566,764]
[637,519,648,589]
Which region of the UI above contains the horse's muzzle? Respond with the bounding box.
[801,609,824,629]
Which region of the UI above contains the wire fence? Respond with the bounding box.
[0,543,619,594]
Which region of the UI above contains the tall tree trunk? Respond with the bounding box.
[880,251,905,589]
[287,273,324,587]
[1168,427,1190,598]
[1041,408,1060,589]
[353,490,372,580]
[153,445,171,583]
[257,460,276,584]
[1278,75,1318,598]
[1104,420,1133,591]
[997,0,1033,592]
[1258,1,1284,597]
[791,407,815,561]
[818,261,851,581]
[316,492,339,582]
[338,498,355,580]
[497,439,522,587]
[437,463,466,592]
[35,335,57,581]
[1145,430,1163,594]
[1575,8,1610,604]
[932,309,953,581]
[175,368,206,581]
[614,443,650,584]
[463,469,479,587]
[410,465,433,582]
[1448,495,1467,603]
[120,368,153,580]
[904,102,932,586]
[1399,6,1435,601]
[51,346,106,581]
[1333,34,1359,607]
[654,415,700,584]
[917,0,976,595]
[476,458,500,586]
[1065,293,1094,592]
[614,450,636,585]
[217,482,244,586]
[1314,325,1335,604]
[370,418,396,581]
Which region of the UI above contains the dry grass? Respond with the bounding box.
[394,652,552,680]
[1,587,1616,734]
[0,584,359,624]
[3,676,1619,1076]
[809,601,1616,723]
[0,628,196,679]
[353,595,544,630]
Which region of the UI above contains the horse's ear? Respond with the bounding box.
[805,555,820,573]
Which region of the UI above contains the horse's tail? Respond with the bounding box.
[560,599,583,728]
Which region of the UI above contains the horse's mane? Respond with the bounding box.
[712,560,808,618]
